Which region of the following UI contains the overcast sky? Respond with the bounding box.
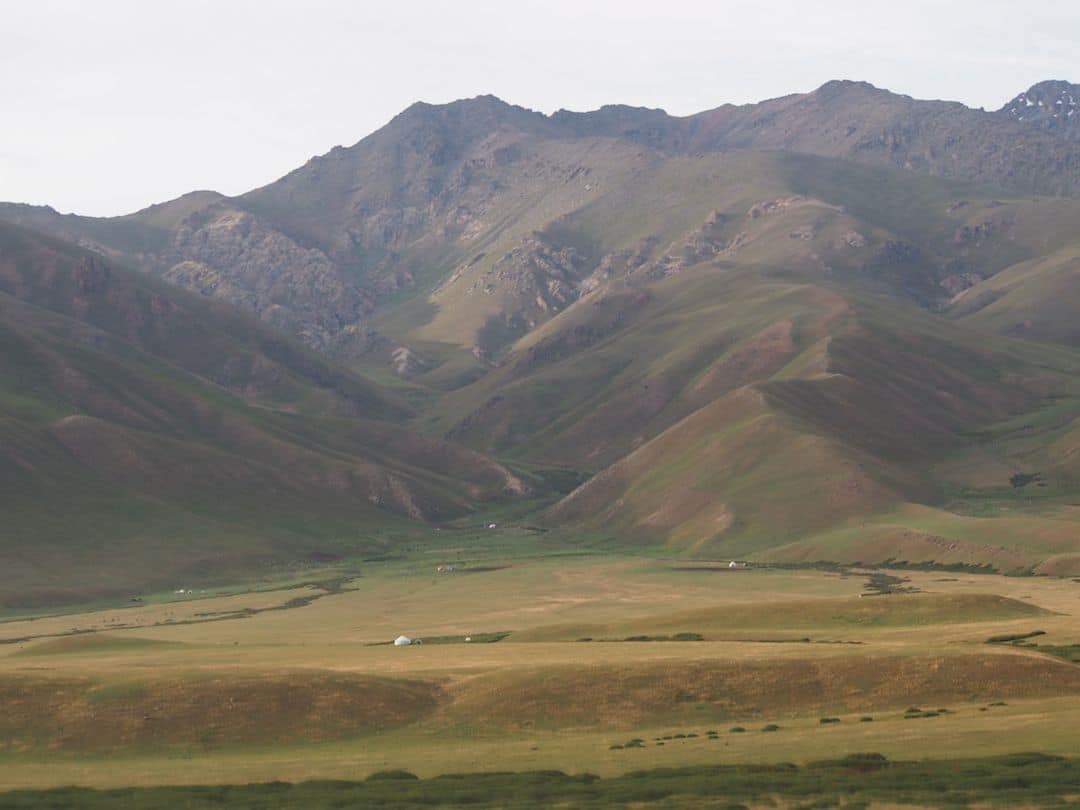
[4,0,1080,216]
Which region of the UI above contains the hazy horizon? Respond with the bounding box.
[5,0,1080,216]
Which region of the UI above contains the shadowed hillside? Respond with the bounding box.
[0,222,530,606]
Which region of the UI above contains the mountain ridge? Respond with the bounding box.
[7,79,1080,589]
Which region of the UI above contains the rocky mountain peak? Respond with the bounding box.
[810,79,886,100]
[548,103,676,148]
[999,79,1080,137]
[389,94,549,139]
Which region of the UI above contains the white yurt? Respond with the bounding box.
[393,635,412,646]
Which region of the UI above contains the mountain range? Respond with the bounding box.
[6,79,1080,604]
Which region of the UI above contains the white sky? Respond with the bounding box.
[4,0,1079,216]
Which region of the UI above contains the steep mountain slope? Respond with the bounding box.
[421,151,1080,451]
[0,219,404,417]
[999,80,1080,139]
[660,80,1080,193]
[0,222,528,606]
[407,154,1080,572]
[412,203,1080,571]
[5,81,1080,368]
[951,246,1080,347]
[6,80,1080,578]
[542,277,1080,568]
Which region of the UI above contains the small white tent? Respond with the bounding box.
[393,635,412,646]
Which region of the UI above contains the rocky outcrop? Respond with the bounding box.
[8,80,1080,363]
[466,235,592,355]
[748,196,806,218]
[73,256,111,294]
[940,272,983,297]
[161,206,372,352]
[578,237,657,293]
[866,240,921,267]
[999,80,1080,140]
[843,231,867,248]
[636,213,739,279]
[952,219,1007,246]
[390,346,430,377]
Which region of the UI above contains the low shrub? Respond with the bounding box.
[987,630,1046,644]
[4,753,1079,808]
[671,632,704,641]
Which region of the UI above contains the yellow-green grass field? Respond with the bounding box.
[1,549,1078,793]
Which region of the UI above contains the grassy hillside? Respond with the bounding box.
[0,223,533,606]
[537,281,1080,565]
[5,94,1080,577]
[0,219,405,418]
[402,155,1080,568]
[953,247,1080,347]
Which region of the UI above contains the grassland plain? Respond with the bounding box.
[7,86,1080,806]
[0,550,1077,806]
